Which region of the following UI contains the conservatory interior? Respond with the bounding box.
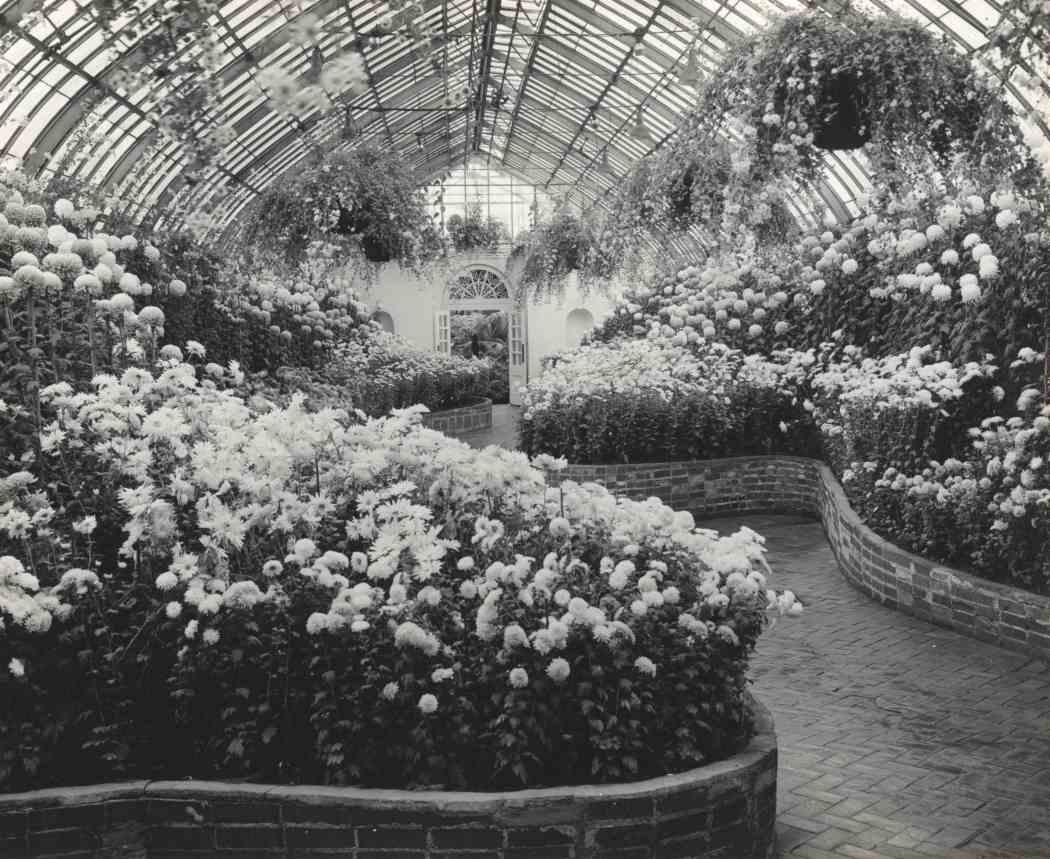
[1,0,1049,858]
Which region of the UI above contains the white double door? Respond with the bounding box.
[435,303,526,405]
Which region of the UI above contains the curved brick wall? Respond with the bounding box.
[0,701,777,859]
[421,397,493,436]
[564,456,1050,663]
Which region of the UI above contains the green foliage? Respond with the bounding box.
[598,8,1043,272]
[519,385,816,466]
[446,203,506,253]
[508,210,596,301]
[240,146,443,270]
[258,327,495,416]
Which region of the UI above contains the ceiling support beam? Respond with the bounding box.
[538,0,668,192]
[471,0,502,152]
[499,0,553,173]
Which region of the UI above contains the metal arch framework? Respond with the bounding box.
[0,0,1046,242]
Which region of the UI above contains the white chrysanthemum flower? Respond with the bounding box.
[503,624,529,649]
[634,656,657,676]
[418,693,438,714]
[155,571,178,591]
[509,667,529,688]
[959,274,981,303]
[546,657,571,683]
[549,516,572,538]
[996,210,1018,229]
[381,682,399,701]
[931,283,952,302]
[306,612,329,635]
[165,601,182,619]
[978,255,999,279]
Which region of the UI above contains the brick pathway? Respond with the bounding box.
[703,513,1050,859]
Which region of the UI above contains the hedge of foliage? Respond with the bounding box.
[0,359,800,791]
[518,341,817,464]
[258,327,495,416]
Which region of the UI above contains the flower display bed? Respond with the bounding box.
[421,396,493,435]
[565,456,1050,662]
[0,699,776,859]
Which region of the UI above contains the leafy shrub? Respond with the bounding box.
[0,361,801,791]
[261,328,494,416]
[519,340,817,464]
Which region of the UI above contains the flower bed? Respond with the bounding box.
[561,456,1050,662]
[519,340,816,465]
[254,327,494,416]
[0,698,777,859]
[0,358,800,794]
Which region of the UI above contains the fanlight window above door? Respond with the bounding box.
[449,269,510,302]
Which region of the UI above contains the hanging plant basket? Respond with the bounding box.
[811,70,871,151]
[337,204,395,263]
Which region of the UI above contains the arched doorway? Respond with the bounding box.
[436,267,526,406]
[372,310,395,334]
[565,308,594,347]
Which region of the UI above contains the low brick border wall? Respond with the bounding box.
[564,456,1050,662]
[0,701,777,859]
[421,397,493,436]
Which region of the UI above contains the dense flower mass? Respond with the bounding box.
[264,328,495,415]
[0,355,800,791]
[519,339,815,464]
[525,273,1050,588]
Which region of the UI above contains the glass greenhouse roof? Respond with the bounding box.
[0,0,1046,238]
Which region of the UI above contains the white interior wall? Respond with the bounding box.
[354,260,617,388]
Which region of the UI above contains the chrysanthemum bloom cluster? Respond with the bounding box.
[842,392,1050,591]
[594,184,1043,365]
[269,327,494,415]
[0,357,802,791]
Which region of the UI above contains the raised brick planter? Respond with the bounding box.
[421,397,493,436]
[0,701,777,859]
[563,456,1050,662]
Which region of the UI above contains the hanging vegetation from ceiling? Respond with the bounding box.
[591,9,1046,280]
[239,145,443,270]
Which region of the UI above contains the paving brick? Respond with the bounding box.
[709,513,1050,859]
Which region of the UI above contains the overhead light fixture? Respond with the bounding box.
[632,108,652,143]
[416,131,425,150]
